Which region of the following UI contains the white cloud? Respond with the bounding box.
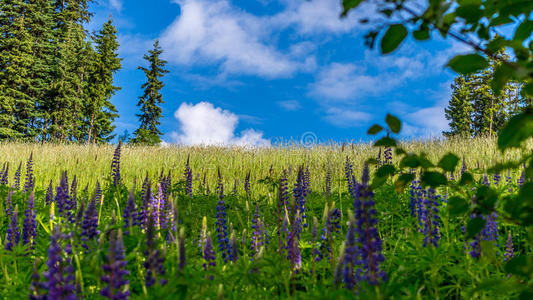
[109,0,123,12]
[277,100,301,111]
[323,107,372,128]
[403,105,449,137]
[160,0,303,78]
[170,102,270,146]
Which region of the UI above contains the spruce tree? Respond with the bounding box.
[444,75,473,137]
[0,0,36,140]
[85,18,121,143]
[132,40,169,145]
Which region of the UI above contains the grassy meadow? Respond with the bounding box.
[0,138,531,299]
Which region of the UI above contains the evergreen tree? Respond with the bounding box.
[444,75,474,137]
[0,0,36,140]
[85,18,121,143]
[132,40,169,145]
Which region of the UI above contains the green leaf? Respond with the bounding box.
[395,173,415,193]
[497,107,533,151]
[491,64,513,95]
[504,255,529,278]
[447,54,488,74]
[413,28,430,40]
[455,5,483,23]
[365,158,379,165]
[374,137,397,147]
[400,154,421,168]
[448,196,469,217]
[385,114,401,133]
[466,217,486,239]
[395,147,406,155]
[376,165,396,177]
[380,24,408,54]
[523,83,533,98]
[367,124,383,135]
[341,0,363,17]
[421,171,447,188]
[475,186,498,214]
[460,172,474,185]
[370,175,388,190]
[438,153,459,172]
[514,20,533,41]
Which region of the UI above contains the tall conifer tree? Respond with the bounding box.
[132,40,169,145]
[85,18,121,143]
[444,75,474,137]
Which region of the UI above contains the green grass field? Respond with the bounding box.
[0,139,531,299]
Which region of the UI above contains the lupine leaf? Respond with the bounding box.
[395,173,415,193]
[367,124,383,135]
[439,153,459,172]
[374,137,396,147]
[466,217,486,239]
[421,171,447,187]
[447,54,488,74]
[385,114,401,133]
[448,196,469,216]
[498,107,533,151]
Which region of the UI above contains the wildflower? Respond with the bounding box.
[287,211,302,272]
[101,229,130,300]
[22,192,37,247]
[294,167,308,227]
[123,189,137,234]
[55,172,70,218]
[506,171,513,193]
[340,216,359,290]
[81,194,99,249]
[461,158,467,176]
[244,171,251,198]
[504,231,514,262]
[184,157,193,197]
[229,231,238,263]
[23,153,34,192]
[42,227,77,300]
[111,142,122,187]
[421,188,441,248]
[325,163,332,200]
[383,147,392,165]
[0,162,8,185]
[493,172,501,185]
[13,162,22,190]
[482,174,490,186]
[46,180,54,205]
[250,204,267,257]
[354,164,386,285]
[5,205,20,250]
[143,213,166,287]
[215,170,230,262]
[203,234,216,271]
[317,208,342,261]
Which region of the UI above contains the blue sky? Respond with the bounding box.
[88,0,469,146]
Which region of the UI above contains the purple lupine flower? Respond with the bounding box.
[506,171,513,193]
[55,172,69,218]
[140,175,149,201]
[13,162,22,190]
[481,212,498,243]
[461,158,467,176]
[30,263,45,300]
[277,172,290,235]
[449,172,455,181]
[156,184,166,229]
[384,147,392,165]
[493,172,501,185]
[518,169,525,187]
[215,170,231,262]
[139,182,151,228]
[101,229,130,300]
[178,228,187,271]
[469,229,482,258]
[325,163,332,199]
[353,164,386,285]
[339,216,360,290]
[482,174,489,186]
[317,208,342,261]
[303,166,311,197]
[111,142,122,187]
[250,204,266,257]
[143,213,167,287]
[244,171,251,198]
[229,231,238,263]
[421,188,441,248]
[22,192,37,247]
[164,199,178,243]
[123,189,137,234]
[184,157,193,197]
[42,227,77,300]
[46,180,54,205]
[0,162,8,185]
[203,235,216,271]
[5,189,13,217]
[81,194,99,249]
[376,148,382,166]
[293,167,308,227]
[5,205,20,250]
[70,175,78,211]
[409,180,422,221]
[287,211,302,272]
[23,153,34,192]
[504,231,514,262]
[75,197,85,229]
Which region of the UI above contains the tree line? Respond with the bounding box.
[0,1,168,145]
[444,53,531,138]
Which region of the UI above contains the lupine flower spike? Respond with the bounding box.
[101,229,130,300]
[23,153,34,192]
[22,191,37,247]
[111,142,122,187]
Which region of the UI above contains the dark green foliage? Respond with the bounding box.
[132,40,169,146]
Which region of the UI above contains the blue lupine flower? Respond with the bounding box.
[123,189,137,234]
[111,142,122,187]
[353,164,386,285]
[0,162,8,185]
[481,212,498,243]
[42,227,77,300]
[518,169,525,187]
[482,174,490,186]
[287,211,302,272]
[493,172,501,185]
[421,188,441,248]
[244,171,251,198]
[384,147,392,165]
[23,153,34,192]
[215,170,231,262]
[461,158,467,176]
[229,231,238,263]
[46,180,54,205]
[203,235,216,271]
[55,172,69,218]
[5,205,20,250]
[184,157,193,197]
[505,171,513,193]
[293,167,308,227]
[317,208,341,261]
[22,192,37,247]
[143,213,166,287]
[339,216,360,290]
[5,189,13,218]
[504,231,514,262]
[179,228,187,271]
[139,180,151,227]
[101,229,130,300]
[13,162,22,190]
[81,194,99,249]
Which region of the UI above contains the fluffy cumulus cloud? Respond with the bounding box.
[159,0,363,78]
[323,107,372,128]
[170,102,270,146]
